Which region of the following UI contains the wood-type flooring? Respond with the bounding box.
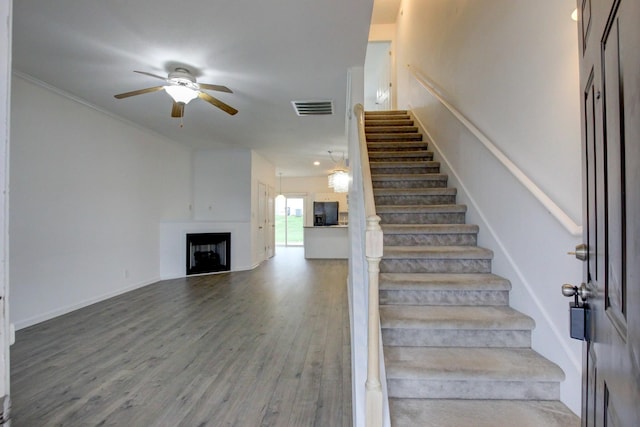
[11,247,351,426]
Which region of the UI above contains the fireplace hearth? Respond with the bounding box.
[186,233,231,275]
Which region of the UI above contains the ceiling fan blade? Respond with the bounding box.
[198,83,233,93]
[114,86,164,99]
[171,101,185,118]
[198,92,238,115]
[134,70,169,82]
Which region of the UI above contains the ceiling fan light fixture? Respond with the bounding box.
[164,85,198,104]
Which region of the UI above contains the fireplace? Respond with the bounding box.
[186,233,231,275]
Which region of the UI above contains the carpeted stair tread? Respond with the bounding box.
[374,188,457,206]
[379,272,510,291]
[370,160,438,168]
[368,141,429,148]
[380,305,534,330]
[365,126,419,133]
[365,114,410,121]
[374,187,456,196]
[367,133,423,142]
[379,273,511,306]
[364,119,414,127]
[389,399,580,427]
[385,347,565,382]
[369,150,434,161]
[381,224,478,234]
[373,176,448,190]
[381,224,479,245]
[376,204,467,214]
[372,173,447,180]
[365,110,408,115]
[377,204,468,225]
[383,245,493,260]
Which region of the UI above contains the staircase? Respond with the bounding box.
[365,110,580,426]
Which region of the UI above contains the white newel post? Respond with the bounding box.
[365,214,383,427]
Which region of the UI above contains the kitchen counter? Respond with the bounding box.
[303,225,348,259]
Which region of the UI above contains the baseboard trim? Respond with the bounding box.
[13,277,160,331]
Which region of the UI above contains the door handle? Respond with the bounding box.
[561,283,592,301]
[567,243,589,261]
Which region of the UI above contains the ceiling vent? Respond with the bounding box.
[292,100,333,116]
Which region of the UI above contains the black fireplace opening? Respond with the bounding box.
[186,232,231,275]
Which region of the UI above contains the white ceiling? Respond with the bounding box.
[12,0,374,177]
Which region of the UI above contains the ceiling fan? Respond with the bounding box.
[114,68,238,118]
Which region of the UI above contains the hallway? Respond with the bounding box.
[11,247,351,426]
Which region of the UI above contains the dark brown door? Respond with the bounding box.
[577,0,640,425]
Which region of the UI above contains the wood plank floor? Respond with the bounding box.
[10,247,351,426]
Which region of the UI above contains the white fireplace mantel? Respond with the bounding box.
[159,221,254,279]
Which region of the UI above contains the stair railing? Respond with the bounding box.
[354,103,384,427]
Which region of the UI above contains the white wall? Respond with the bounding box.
[395,0,583,414]
[9,76,192,329]
[193,149,251,221]
[280,175,330,193]
[397,0,581,220]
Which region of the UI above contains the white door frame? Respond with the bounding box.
[0,0,12,419]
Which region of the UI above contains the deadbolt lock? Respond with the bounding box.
[567,243,589,261]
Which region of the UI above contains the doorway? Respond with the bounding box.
[275,197,304,246]
[364,41,392,111]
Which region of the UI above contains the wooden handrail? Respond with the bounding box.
[354,104,384,427]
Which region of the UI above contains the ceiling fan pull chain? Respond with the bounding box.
[180,116,184,128]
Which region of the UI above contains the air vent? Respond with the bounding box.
[292,100,333,116]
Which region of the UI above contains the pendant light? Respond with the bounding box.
[327,151,349,193]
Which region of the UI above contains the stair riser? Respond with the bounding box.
[382,329,531,348]
[365,110,408,115]
[384,233,477,246]
[366,126,419,134]
[371,166,440,174]
[365,115,410,120]
[387,379,560,400]
[380,259,491,274]
[365,120,414,127]
[375,194,456,205]
[373,179,447,189]
[369,154,434,161]
[380,289,509,306]
[368,144,429,152]
[378,212,466,224]
[367,140,422,143]
[368,135,423,142]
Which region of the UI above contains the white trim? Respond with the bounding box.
[408,65,582,237]
[411,110,581,371]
